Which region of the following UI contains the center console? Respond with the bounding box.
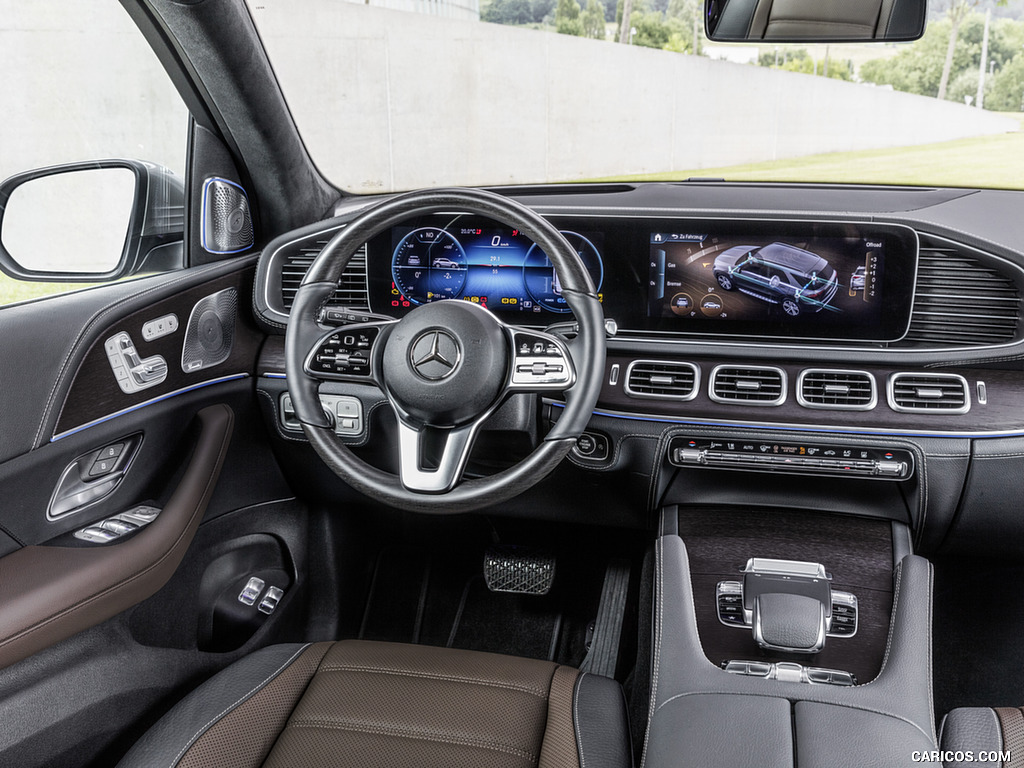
[642,506,936,767]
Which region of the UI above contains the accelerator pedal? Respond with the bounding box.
[483,545,556,595]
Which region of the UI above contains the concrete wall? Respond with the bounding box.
[255,1,1018,193]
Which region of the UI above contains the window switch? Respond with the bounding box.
[100,519,139,535]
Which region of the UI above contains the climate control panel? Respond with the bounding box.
[669,436,913,480]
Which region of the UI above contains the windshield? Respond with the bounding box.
[248,0,1024,193]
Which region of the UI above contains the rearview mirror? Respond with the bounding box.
[705,0,925,42]
[0,160,184,283]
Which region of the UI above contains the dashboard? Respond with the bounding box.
[250,182,1024,551]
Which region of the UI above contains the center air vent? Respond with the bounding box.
[888,373,970,414]
[797,369,876,411]
[280,236,369,312]
[709,366,787,406]
[625,360,699,400]
[901,240,1021,347]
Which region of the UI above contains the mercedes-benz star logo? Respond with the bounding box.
[410,330,461,381]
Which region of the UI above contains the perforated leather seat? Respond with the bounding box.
[117,640,631,768]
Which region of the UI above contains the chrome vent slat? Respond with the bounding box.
[888,373,970,414]
[280,240,369,311]
[710,366,786,406]
[797,369,876,411]
[902,244,1020,347]
[625,361,699,400]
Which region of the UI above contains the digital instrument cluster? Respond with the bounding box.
[363,216,918,342]
[385,221,603,315]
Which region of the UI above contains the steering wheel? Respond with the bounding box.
[284,188,606,513]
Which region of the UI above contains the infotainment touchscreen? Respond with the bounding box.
[646,223,918,342]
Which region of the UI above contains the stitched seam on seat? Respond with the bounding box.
[638,534,664,768]
[169,644,313,768]
[653,689,935,743]
[286,720,538,761]
[317,664,548,697]
[574,672,588,768]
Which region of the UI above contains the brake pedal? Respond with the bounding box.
[483,546,555,595]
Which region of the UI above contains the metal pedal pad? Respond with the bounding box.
[483,546,555,595]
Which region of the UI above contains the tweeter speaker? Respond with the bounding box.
[201,177,253,254]
[181,287,238,373]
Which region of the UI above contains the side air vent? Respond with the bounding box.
[901,240,1020,347]
[888,373,970,414]
[625,360,700,400]
[709,365,787,406]
[280,236,369,312]
[797,369,876,411]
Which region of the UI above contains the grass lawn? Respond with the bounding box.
[591,126,1024,189]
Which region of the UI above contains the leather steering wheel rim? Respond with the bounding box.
[284,187,605,514]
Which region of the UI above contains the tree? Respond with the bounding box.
[482,0,534,24]
[532,0,556,22]
[937,0,978,100]
[555,0,585,34]
[582,0,607,37]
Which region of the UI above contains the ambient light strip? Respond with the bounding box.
[50,374,249,442]
[547,401,1024,440]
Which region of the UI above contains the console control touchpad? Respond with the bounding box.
[718,558,858,654]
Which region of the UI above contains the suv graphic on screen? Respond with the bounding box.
[712,242,839,316]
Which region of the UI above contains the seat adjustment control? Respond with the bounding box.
[104,331,168,394]
[238,577,266,606]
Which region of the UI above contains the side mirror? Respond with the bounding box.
[0,160,184,283]
[705,0,925,42]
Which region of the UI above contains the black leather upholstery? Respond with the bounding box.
[574,672,633,768]
[640,529,938,767]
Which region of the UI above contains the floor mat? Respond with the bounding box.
[356,534,629,668]
[933,556,1024,718]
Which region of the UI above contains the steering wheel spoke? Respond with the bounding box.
[506,326,576,393]
[396,417,483,493]
[303,320,394,383]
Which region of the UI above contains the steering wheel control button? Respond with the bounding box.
[510,331,574,389]
[410,330,461,381]
[257,586,285,615]
[104,331,168,393]
[141,313,179,341]
[306,326,381,379]
[573,431,609,461]
[238,577,266,606]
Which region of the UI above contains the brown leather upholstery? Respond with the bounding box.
[0,404,234,672]
[172,640,583,768]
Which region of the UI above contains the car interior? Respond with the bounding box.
[2,0,1024,767]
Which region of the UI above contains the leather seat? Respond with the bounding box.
[117,639,632,768]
